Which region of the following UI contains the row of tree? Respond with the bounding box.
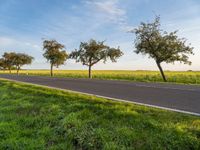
[43,39,123,78]
[0,17,194,82]
[0,52,33,75]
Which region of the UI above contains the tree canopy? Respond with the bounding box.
[0,58,6,70]
[12,53,34,75]
[43,40,68,76]
[133,16,194,81]
[0,52,33,74]
[1,52,16,73]
[70,39,123,78]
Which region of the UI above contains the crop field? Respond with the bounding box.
[0,70,200,84]
[0,79,200,149]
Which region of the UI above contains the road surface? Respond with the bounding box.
[0,74,200,115]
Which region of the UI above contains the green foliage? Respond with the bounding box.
[70,39,123,66]
[0,80,199,149]
[134,16,194,64]
[43,40,68,67]
[0,58,6,70]
[43,40,68,76]
[1,52,16,71]
[133,16,194,81]
[70,39,123,78]
[0,52,33,73]
[12,53,34,74]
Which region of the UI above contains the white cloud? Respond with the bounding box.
[83,0,133,31]
[85,0,125,21]
[0,36,42,57]
[0,37,14,47]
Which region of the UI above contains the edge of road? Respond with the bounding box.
[1,77,200,117]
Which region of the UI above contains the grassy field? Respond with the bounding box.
[0,79,199,149]
[1,70,200,85]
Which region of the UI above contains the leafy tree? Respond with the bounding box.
[70,39,123,78]
[12,53,34,75]
[133,16,194,82]
[43,40,68,77]
[0,58,6,70]
[0,52,33,74]
[2,52,16,73]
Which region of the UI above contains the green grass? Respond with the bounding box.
[1,70,200,85]
[0,79,200,150]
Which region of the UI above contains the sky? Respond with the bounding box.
[0,0,200,70]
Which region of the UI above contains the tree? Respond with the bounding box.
[43,40,68,77]
[70,39,123,78]
[12,53,34,75]
[0,52,33,74]
[0,58,6,70]
[133,16,194,82]
[2,52,16,73]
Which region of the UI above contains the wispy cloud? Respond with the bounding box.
[0,36,42,58]
[83,0,133,31]
[85,0,125,21]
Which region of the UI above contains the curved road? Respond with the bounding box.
[0,74,200,116]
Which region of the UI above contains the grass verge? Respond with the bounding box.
[0,79,200,149]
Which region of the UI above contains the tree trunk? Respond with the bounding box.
[156,61,167,82]
[88,65,92,79]
[50,64,53,77]
[17,67,20,75]
[9,68,11,74]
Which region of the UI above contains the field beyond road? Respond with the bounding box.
[1,70,200,85]
[0,79,200,149]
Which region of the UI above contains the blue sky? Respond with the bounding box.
[0,0,200,70]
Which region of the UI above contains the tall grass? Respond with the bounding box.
[0,70,200,84]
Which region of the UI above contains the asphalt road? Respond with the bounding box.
[1,74,200,115]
